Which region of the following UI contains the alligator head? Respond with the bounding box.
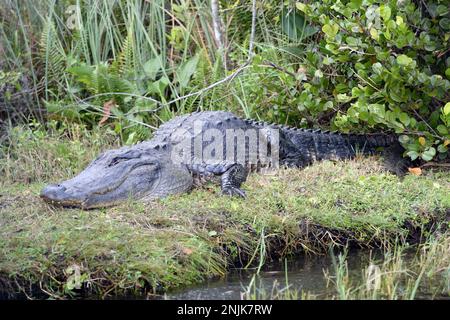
[40,146,193,209]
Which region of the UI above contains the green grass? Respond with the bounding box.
[323,235,450,300]
[242,234,450,300]
[0,125,449,299]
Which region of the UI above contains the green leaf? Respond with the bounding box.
[67,65,95,86]
[323,56,335,65]
[348,0,362,10]
[345,37,359,46]
[437,144,448,153]
[379,5,391,21]
[336,93,352,103]
[399,113,410,126]
[322,23,339,38]
[147,77,169,96]
[369,28,379,41]
[396,54,412,66]
[444,102,450,115]
[125,131,137,145]
[383,28,391,40]
[439,18,450,30]
[335,83,348,94]
[368,104,385,118]
[143,57,162,81]
[323,101,333,110]
[296,3,307,13]
[361,111,370,121]
[372,62,383,75]
[406,150,419,161]
[314,69,323,78]
[282,9,318,41]
[421,147,436,161]
[176,55,199,88]
[436,5,449,16]
[436,125,448,135]
[398,135,410,144]
[389,85,406,103]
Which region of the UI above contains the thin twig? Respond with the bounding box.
[419,162,450,168]
[404,129,442,140]
[411,109,440,138]
[166,62,252,104]
[79,92,159,106]
[338,46,376,56]
[211,0,227,70]
[420,0,432,17]
[351,69,381,92]
[262,60,297,78]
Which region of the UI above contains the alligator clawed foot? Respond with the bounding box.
[222,187,246,199]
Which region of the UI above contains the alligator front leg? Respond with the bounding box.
[221,164,248,198]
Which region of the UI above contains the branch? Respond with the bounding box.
[420,162,450,168]
[211,0,227,70]
[411,109,440,138]
[262,60,297,78]
[248,0,257,59]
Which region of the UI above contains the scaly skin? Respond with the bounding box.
[40,111,400,209]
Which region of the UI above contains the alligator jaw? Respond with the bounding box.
[40,171,132,209]
[40,184,87,208]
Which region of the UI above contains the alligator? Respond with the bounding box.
[40,111,405,209]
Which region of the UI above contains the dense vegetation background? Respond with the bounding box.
[1,0,449,161]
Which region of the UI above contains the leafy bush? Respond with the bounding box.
[243,0,449,161]
[276,0,450,161]
[297,0,450,161]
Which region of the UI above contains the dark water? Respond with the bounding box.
[166,250,379,300]
[3,249,443,300]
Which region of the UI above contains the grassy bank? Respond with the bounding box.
[0,125,449,299]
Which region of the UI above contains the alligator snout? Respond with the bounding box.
[40,184,75,204]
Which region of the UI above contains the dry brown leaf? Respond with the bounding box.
[408,167,422,176]
[182,247,193,255]
[99,99,116,126]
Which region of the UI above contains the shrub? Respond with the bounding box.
[244,0,450,161]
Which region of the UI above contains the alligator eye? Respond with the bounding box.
[109,157,131,167]
[108,150,142,167]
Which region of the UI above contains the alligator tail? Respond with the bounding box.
[346,133,398,153]
[286,129,401,166]
[332,132,409,175]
